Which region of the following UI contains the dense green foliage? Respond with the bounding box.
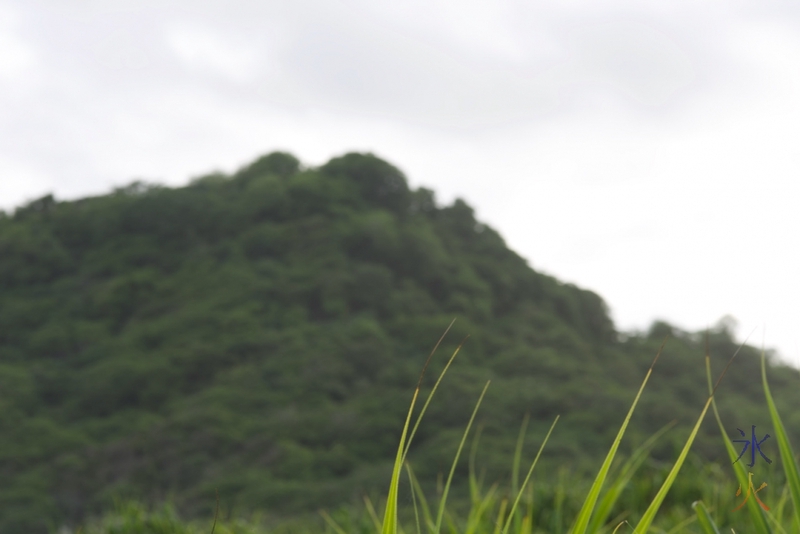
[1,151,799,533]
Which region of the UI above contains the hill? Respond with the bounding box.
[1,152,799,532]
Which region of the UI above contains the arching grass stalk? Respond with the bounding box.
[632,336,743,533]
[407,465,423,534]
[508,413,530,533]
[571,339,667,534]
[433,380,491,534]
[586,420,677,534]
[511,414,530,501]
[468,423,485,506]
[405,464,435,533]
[665,512,699,533]
[692,500,721,534]
[320,510,348,534]
[706,334,772,534]
[501,415,560,534]
[761,346,800,530]
[493,499,508,534]
[462,423,499,534]
[364,497,382,533]
[380,320,457,534]
[210,490,219,534]
[387,331,470,532]
[401,336,469,466]
[464,483,499,534]
[772,484,791,532]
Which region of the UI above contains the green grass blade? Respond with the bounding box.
[511,413,530,500]
[407,466,422,534]
[571,342,666,534]
[381,385,418,534]
[469,423,485,506]
[761,349,800,523]
[210,490,219,534]
[587,420,676,533]
[434,380,491,533]
[706,353,772,534]
[402,338,466,464]
[634,337,746,534]
[464,426,494,533]
[501,415,560,534]
[383,324,458,534]
[764,510,789,534]
[364,496,383,533]
[692,500,721,534]
[444,510,459,534]
[554,468,567,534]
[633,394,715,533]
[465,484,499,534]
[773,483,790,531]
[665,512,698,533]
[524,478,535,534]
[493,499,508,534]
[321,510,349,534]
[405,463,435,533]
[595,512,630,534]
[611,520,630,534]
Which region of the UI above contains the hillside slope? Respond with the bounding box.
[1,152,798,532]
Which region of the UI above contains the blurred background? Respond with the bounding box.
[1,0,799,364]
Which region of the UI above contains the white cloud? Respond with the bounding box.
[0,4,36,84]
[166,24,260,83]
[572,18,696,108]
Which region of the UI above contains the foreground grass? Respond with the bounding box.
[77,336,800,534]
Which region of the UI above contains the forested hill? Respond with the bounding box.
[1,152,799,532]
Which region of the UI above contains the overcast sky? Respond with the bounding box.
[2,0,800,366]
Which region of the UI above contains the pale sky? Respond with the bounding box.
[2,1,800,366]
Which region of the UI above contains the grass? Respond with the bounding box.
[367,329,800,534]
[79,330,800,533]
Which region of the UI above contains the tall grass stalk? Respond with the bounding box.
[570,339,666,534]
[406,464,435,532]
[761,347,800,526]
[501,416,559,534]
[692,500,721,534]
[433,380,491,534]
[586,420,676,534]
[381,320,457,534]
[511,414,530,501]
[706,336,772,534]
[632,337,742,533]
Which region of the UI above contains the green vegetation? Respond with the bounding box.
[370,333,800,534]
[77,336,800,533]
[1,151,799,532]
